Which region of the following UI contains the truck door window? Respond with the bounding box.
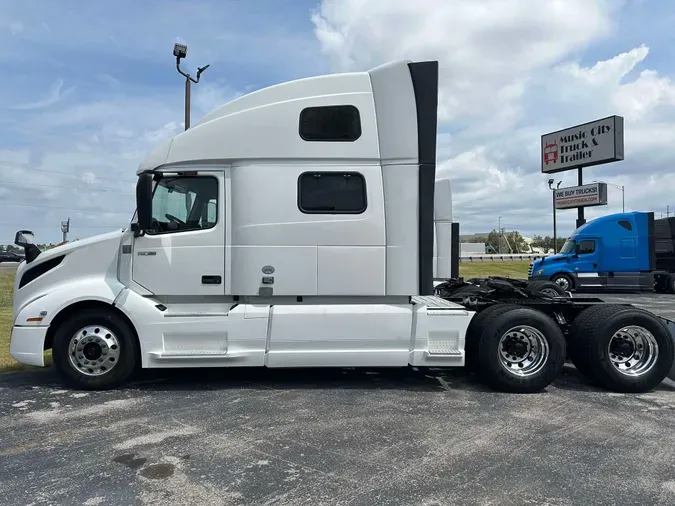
[298,171,367,214]
[578,240,595,255]
[148,176,218,234]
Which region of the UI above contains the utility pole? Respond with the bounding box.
[173,43,210,130]
[60,217,70,243]
[548,179,562,253]
[498,216,501,253]
[593,180,625,212]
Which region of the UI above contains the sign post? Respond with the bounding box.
[542,115,624,228]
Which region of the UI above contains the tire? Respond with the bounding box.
[666,274,675,294]
[52,308,139,390]
[568,304,674,393]
[464,304,520,371]
[527,280,569,298]
[550,273,574,292]
[475,306,566,393]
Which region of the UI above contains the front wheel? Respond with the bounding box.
[550,273,573,292]
[475,306,566,393]
[52,308,139,390]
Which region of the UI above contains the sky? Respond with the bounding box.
[2,0,675,244]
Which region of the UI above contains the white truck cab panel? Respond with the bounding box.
[11,59,473,387]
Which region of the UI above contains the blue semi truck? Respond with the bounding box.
[528,211,675,293]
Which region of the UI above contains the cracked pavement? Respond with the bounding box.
[1,365,675,506]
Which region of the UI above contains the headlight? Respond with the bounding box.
[535,269,544,275]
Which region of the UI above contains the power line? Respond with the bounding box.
[2,201,132,214]
[0,223,126,229]
[0,178,134,195]
[0,163,137,184]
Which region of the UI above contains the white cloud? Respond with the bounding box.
[312,0,675,237]
[10,79,73,111]
[312,0,614,123]
[0,81,239,243]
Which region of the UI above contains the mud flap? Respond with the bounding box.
[659,316,675,382]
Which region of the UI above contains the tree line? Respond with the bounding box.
[464,230,567,254]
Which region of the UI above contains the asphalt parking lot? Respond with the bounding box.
[1,364,675,506]
[2,285,675,505]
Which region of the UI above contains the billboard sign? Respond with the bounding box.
[554,183,608,210]
[541,116,624,174]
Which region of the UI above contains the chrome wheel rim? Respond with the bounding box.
[498,325,550,377]
[554,277,570,291]
[608,326,659,377]
[68,325,121,377]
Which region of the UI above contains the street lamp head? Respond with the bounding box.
[173,43,187,59]
[548,178,554,188]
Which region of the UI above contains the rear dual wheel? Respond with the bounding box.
[466,305,566,393]
[569,305,674,393]
[527,280,570,298]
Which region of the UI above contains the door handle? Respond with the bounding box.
[593,262,597,268]
[201,275,222,285]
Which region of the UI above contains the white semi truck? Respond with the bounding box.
[9,60,674,393]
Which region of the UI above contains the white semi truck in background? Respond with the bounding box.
[9,60,674,393]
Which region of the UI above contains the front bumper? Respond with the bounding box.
[528,274,549,283]
[9,326,48,367]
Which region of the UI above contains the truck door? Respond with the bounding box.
[132,172,225,297]
[572,239,606,290]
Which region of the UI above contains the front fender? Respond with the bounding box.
[14,278,126,327]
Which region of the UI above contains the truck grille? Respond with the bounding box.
[527,262,534,280]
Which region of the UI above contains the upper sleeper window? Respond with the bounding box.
[618,220,633,231]
[299,105,362,142]
[298,172,367,214]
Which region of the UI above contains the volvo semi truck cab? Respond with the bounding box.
[9,60,674,394]
[529,211,675,293]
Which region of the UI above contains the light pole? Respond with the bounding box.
[548,179,562,253]
[498,216,501,253]
[60,217,70,243]
[173,43,210,130]
[592,180,625,212]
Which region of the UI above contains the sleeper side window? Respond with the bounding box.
[298,172,367,214]
[299,105,362,142]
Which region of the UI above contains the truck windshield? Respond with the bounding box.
[559,240,575,254]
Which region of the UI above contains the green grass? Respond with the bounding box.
[459,260,530,280]
[0,269,19,372]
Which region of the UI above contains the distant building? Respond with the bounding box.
[461,243,486,255]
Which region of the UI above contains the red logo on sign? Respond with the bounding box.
[543,141,558,165]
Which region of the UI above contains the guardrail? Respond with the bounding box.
[459,254,549,262]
